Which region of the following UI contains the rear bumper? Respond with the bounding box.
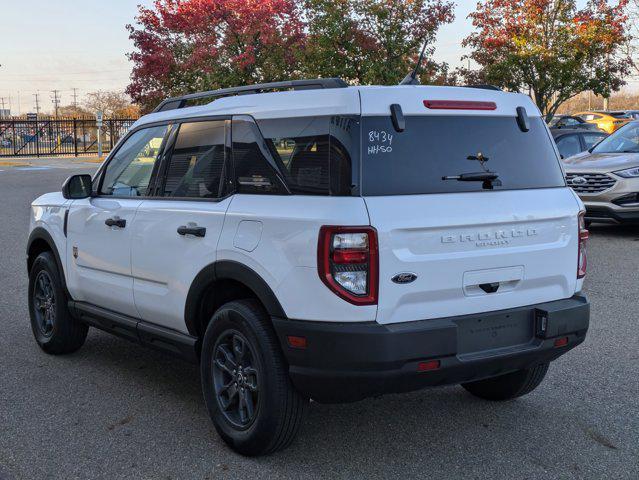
[272,295,589,403]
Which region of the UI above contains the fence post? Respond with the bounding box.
[12,121,17,156]
[109,120,115,151]
[73,119,78,157]
[35,118,40,157]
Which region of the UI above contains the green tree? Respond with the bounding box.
[303,0,455,85]
[462,0,632,120]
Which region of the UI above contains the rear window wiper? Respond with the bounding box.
[442,171,501,190]
[442,172,499,182]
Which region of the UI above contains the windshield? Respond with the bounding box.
[361,115,565,195]
[592,122,639,153]
[607,111,631,119]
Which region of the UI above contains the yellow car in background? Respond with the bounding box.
[574,111,631,134]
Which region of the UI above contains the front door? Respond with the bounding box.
[66,124,169,317]
[131,119,231,332]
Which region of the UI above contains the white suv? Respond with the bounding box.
[27,79,590,456]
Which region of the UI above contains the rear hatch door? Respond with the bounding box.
[360,97,580,324]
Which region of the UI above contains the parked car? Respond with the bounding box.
[574,110,631,134]
[548,115,602,131]
[26,79,591,456]
[551,128,607,159]
[618,110,639,120]
[563,120,639,224]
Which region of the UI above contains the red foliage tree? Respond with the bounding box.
[126,0,306,111]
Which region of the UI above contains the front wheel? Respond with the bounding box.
[200,299,308,456]
[28,251,88,354]
[461,363,549,401]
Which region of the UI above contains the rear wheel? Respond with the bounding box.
[28,251,88,354]
[200,299,308,456]
[461,363,549,401]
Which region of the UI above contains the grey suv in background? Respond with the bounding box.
[563,121,639,224]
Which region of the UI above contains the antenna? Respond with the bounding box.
[400,42,428,86]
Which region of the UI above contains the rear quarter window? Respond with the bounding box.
[361,115,565,196]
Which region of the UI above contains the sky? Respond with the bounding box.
[0,0,623,115]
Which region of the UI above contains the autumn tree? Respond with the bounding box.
[126,0,454,111]
[126,0,306,112]
[84,91,140,118]
[58,104,92,118]
[462,0,632,120]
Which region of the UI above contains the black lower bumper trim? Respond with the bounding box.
[585,205,639,224]
[272,295,589,403]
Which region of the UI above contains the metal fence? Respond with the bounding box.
[0,118,137,157]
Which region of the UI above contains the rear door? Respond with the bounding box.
[131,119,232,333]
[360,104,580,325]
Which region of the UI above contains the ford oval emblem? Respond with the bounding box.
[392,272,417,284]
[571,176,588,186]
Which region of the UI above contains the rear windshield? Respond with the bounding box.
[361,115,565,195]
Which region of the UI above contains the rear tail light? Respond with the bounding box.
[577,211,589,279]
[318,226,378,305]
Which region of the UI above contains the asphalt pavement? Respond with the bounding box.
[0,162,637,479]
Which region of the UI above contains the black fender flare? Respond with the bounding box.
[184,260,287,336]
[26,227,69,295]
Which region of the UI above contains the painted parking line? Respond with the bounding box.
[15,166,54,171]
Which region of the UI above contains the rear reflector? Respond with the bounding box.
[554,337,569,348]
[287,335,307,349]
[424,100,497,111]
[417,360,441,372]
[577,211,589,279]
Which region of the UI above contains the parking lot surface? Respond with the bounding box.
[0,164,638,479]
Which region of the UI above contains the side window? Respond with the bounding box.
[256,115,355,195]
[161,120,227,198]
[231,117,286,194]
[556,134,582,158]
[100,125,168,197]
[582,133,606,150]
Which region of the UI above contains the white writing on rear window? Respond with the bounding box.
[368,130,393,155]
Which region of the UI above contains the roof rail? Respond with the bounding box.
[153,78,349,113]
[463,84,502,91]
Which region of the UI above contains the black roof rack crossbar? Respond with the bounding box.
[153,78,349,113]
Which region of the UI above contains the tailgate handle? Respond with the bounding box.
[479,282,500,294]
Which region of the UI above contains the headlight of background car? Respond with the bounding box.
[614,167,639,178]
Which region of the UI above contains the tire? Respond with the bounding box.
[461,363,549,401]
[200,299,308,456]
[28,251,88,354]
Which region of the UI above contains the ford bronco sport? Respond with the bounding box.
[27,79,590,456]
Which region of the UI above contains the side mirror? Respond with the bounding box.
[62,174,92,199]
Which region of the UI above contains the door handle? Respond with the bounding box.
[105,217,126,228]
[177,225,206,237]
